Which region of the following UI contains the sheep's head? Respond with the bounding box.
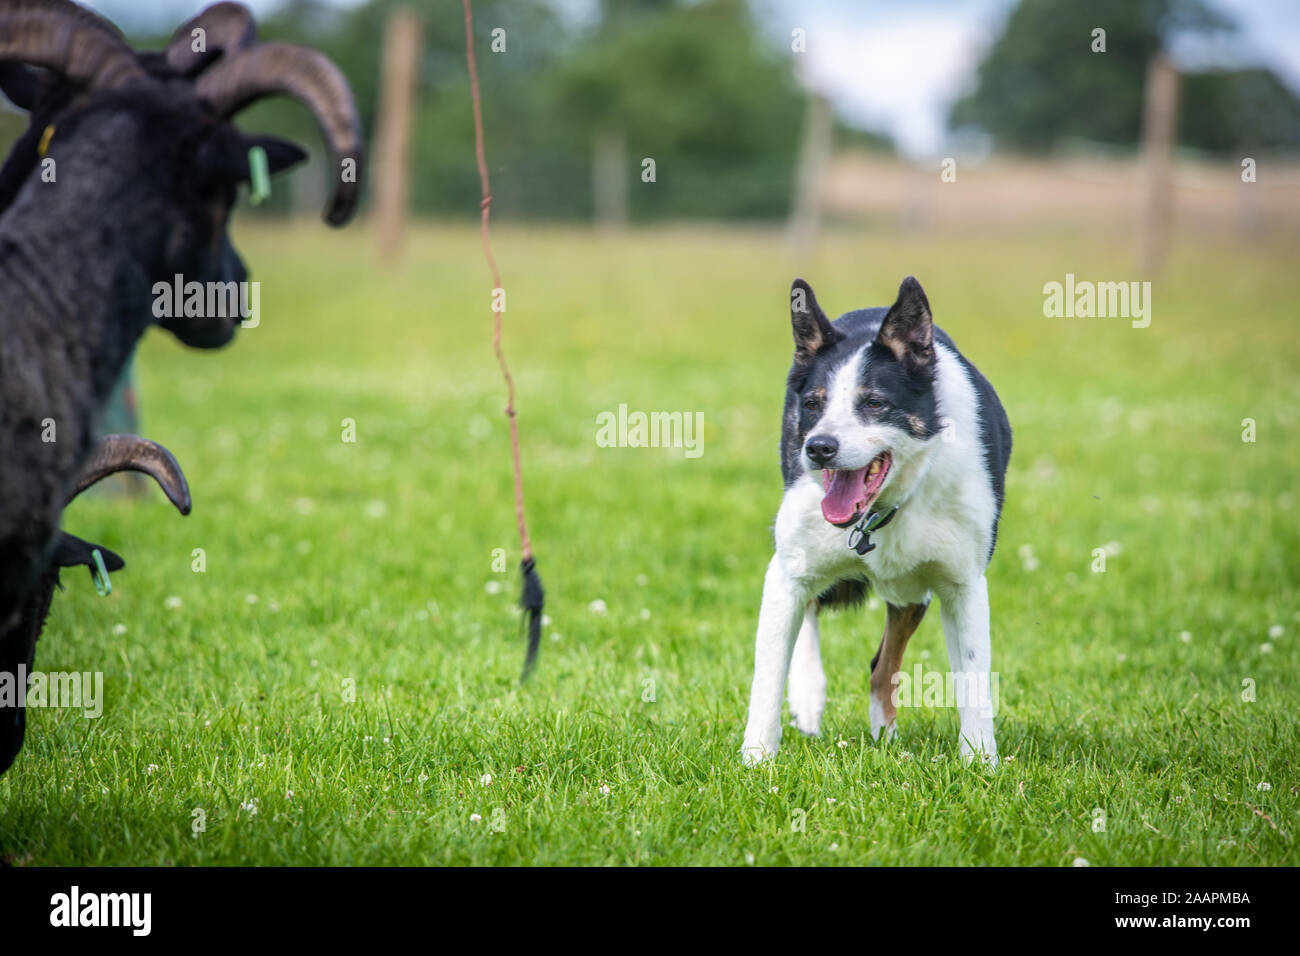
[0,434,190,777]
[0,1,364,349]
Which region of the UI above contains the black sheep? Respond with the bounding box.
[0,0,364,772]
[0,435,190,775]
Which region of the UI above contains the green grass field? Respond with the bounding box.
[1,222,1297,865]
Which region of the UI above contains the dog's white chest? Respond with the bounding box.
[773,465,986,606]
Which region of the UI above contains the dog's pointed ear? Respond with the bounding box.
[790,278,839,364]
[876,276,935,369]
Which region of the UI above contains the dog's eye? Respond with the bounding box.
[863,397,885,410]
[803,396,823,412]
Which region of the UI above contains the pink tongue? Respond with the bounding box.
[821,467,869,525]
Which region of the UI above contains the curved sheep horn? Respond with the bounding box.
[196,42,363,225]
[68,435,191,516]
[166,2,257,76]
[0,0,145,91]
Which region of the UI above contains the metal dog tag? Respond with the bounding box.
[847,505,899,556]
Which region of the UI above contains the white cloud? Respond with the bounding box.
[794,7,1000,157]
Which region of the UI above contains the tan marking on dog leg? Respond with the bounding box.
[869,601,929,732]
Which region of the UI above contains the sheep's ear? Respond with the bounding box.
[239,135,308,178]
[51,533,125,573]
[198,132,307,190]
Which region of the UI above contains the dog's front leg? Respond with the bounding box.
[938,575,997,766]
[787,604,825,737]
[741,555,806,764]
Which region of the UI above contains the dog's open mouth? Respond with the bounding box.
[820,452,891,527]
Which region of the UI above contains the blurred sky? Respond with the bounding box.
[90,0,1300,158]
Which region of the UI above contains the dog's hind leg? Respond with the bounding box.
[787,604,825,737]
[869,600,929,743]
[742,555,807,764]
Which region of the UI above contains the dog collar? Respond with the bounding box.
[847,504,899,555]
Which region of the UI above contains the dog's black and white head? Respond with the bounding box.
[783,276,942,527]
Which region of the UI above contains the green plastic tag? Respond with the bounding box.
[91,548,112,597]
[248,145,270,206]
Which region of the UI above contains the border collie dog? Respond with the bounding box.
[741,276,1011,765]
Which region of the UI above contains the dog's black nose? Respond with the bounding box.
[805,435,838,465]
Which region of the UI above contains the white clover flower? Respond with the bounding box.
[589,599,608,615]
[164,596,182,610]
[470,813,482,823]
[480,773,493,786]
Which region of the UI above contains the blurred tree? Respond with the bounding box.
[1178,68,1300,154]
[554,0,804,220]
[947,0,1298,155]
[96,0,818,222]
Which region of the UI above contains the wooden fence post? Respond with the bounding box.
[788,93,832,257]
[374,7,422,261]
[1139,51,1180,274]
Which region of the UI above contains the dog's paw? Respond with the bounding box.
[869,695,897,744]
[741,745,776,767]
[787,684,825,738]
[741,732,781,766]
[959,733,998,768]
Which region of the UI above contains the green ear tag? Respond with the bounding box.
[248,145,271,206]
[90,548,112,597]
